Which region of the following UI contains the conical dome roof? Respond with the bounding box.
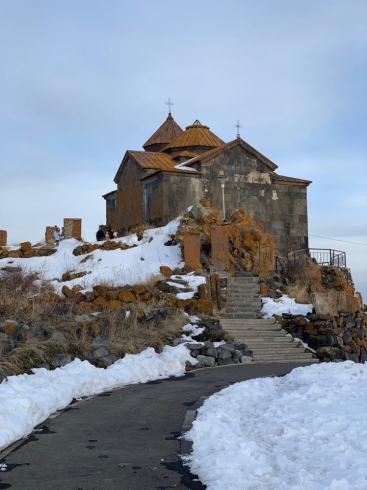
[162,120,224,153]
[143,114,183,152]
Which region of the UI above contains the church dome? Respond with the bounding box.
[162,120,225,155]
[143,114,183,153]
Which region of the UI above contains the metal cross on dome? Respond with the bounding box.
[234,119,243,138]
[165,98,174,115]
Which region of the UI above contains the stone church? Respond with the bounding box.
[103,107,311,255]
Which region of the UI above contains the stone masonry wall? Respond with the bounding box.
[281,310,367,363]
[196,145,309,255]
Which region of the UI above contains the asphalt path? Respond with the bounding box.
[0,362,313,490]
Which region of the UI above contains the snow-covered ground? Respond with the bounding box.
[0,344,196,452]
[1,220,185,295]
[261,295,313,318]
[185,361,367,490]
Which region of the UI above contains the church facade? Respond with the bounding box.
[103,110,311,255]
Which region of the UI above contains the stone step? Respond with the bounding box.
[226,313,263,319]
[239,334,292,339]
[240,339,295,345]
[249,347,308,354]
[226,296,260,301]
[227,286,259,289]
[227,300,260,304]
[228,277,259,282]
[254,351,314,360]
[227,290,260,294]
[227,296,262,300]
[252,358,319,365]
[226,303,260,313]
[223,327,283,333]
[226,303,261,313]
[220,319,276,325]
[235,272,259,277]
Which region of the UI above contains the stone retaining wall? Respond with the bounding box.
[280,310,367,363]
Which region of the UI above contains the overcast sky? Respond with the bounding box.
[1,0,366,299]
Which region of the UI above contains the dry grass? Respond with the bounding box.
[105,305,187,357]
[0,265,202,375]
[0,338,68,375]
[0,268,39,309]
[284,262,324,303]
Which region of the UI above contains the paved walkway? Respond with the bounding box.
[0,363,313,490]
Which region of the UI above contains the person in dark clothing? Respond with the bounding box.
[96,227,105,241]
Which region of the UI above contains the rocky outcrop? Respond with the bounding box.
[176,201,275,277]
[72,240,138,257]
[0,242,56,260]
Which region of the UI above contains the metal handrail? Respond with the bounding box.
[288,248,346,268]
[275,248,347,274]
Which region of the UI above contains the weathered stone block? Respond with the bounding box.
[45,226,55,244]
[210,226,229,269]
[312,291,361,316]
[64,218,82,240]
[184,231,201,269]
[0,230,7,247]
[20,241,31,251]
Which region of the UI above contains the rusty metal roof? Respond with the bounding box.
[162,120,225,151]
[143,114,183,150]
[127,151,176,170]
[171,150,197,160]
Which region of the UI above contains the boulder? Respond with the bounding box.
[119,291,136,303]
[159,266,173,276]
[218,347,232,360]
[93,346,109,360]
[106,300,124,310]
[51,331,67,342]
[217,358,235,366]
[92,335,107,348]
[62,285,74,298]
[51,354,72,367]
[307,334,334,349]
[94,285,108,298]
[240,355,253,364]
[232,350,243,362]
[316,346,344,360]
[92,296,107,310]
[205,347,218,358]
[196,355,216,368]
[100,354,117,366]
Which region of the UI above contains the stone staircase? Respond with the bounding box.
[220,274,319,364]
